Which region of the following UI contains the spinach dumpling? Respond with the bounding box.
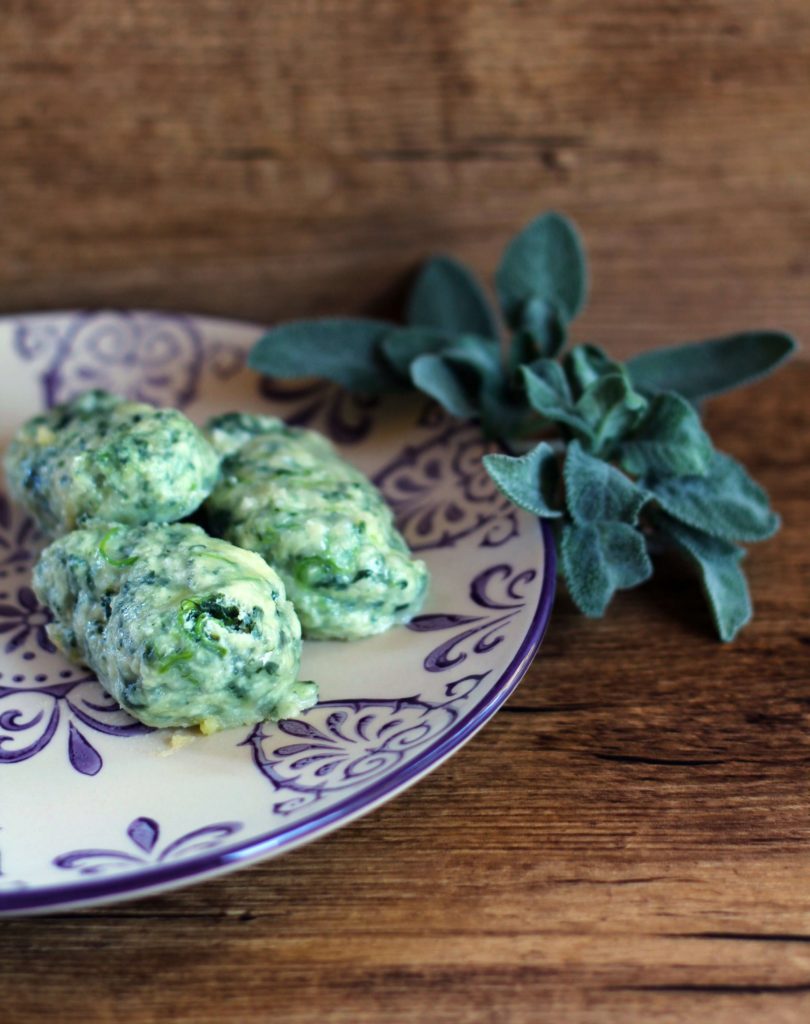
[4,390,219,535]
[203,413,429,640]
[33,522,313,733]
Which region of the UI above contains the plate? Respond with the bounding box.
[0,311,555,915]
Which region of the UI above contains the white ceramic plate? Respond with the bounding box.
[0,311,555,915]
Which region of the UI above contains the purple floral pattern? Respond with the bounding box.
[0,586,55,657]
[246,569,536,806]
[259,376,379,444]
[53,816,243,877]
[247,693,476,815]
[14,312,205,409]
[247,567,536,811]
[408,564,538,672]
[374,423,519,551]
[0,494,39,582]
[0,674,151,775]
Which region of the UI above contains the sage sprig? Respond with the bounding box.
[249,211,797,641]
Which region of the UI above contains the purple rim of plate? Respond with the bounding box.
[0,326,557,914]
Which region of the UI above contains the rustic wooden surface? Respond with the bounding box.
[3,2,810,1020]
[1,365,808,1022]
[2,1,810,359]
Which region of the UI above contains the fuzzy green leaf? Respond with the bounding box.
[496,211,588,329]
[249,318,402,394]
[483,442,562,518]
[647,450,779,542]
[508,298,568,365]
[381,326,455,376]
[619,392,714,477]
[522,358,573,405]
[626,331,797,401]
[521,363,593,440]
[653,513,751,641]
[446,338,526,437]
[408,255,500,340]
[412,337,530,437]
[478,388,535,441]
[442,335,504,381]
[574,372,648,456]
[564,440,649,525]
[560,520,653,617]
[563,344,623,399]
[410,353,479,419]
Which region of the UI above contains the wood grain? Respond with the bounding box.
[1,365,808,1023]
[3,4,810,1019]
[1,1,809,358]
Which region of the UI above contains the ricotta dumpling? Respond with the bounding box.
[3,390,219,536]
[33,522,313,733]
[203,413,429,641]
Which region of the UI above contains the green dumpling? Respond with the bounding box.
[203,413,429,641]
[33,522,313,733]
[3,390,219,535]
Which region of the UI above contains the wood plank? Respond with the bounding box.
[0,365,807,1023]
[2,3,810,1018]
[1,1,808,357]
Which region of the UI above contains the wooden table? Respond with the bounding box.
[3,1,810,1019]
[3,1,810,362]
[1,364,808,1022]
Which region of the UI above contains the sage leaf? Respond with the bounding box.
[626,330,797,401]
[441,335,504,382]
[381,326,455,376]
[445,338,525,437]
[483,442,562,518]
[412,336,527,437]
[249,318,402,394]
[478,387,535,441]
[574,372,648,456]
[522,358,573,405]
[619,391,714,478]
[508,298,568,365]
[496,211,588,329]
[521,363,593,440]
[564,440,649,525]
[563,344,623,399]
[560,520,653,617]
[408,255,500,340]
[648,450,779,541]
[410,353,479,419]
[653,512,751,641]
